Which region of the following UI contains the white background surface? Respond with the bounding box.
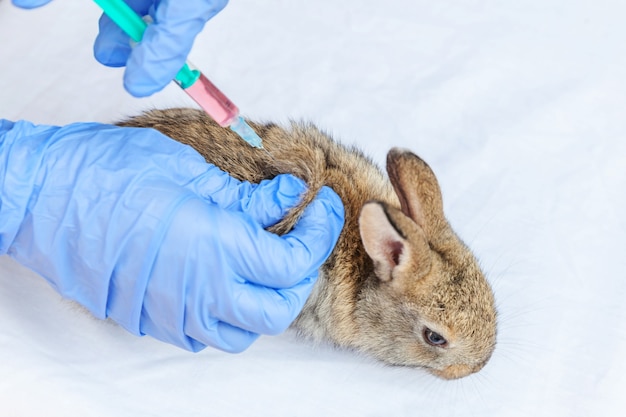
[1,0,625,416]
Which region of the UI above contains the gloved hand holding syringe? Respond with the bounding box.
[93,0,264,148]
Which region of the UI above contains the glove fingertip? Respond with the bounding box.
[317,186,346,221]
[212,0,230,14]
[123,60,168,97]
[215,323,259,353]
[297,186,345,243]
[11,0,52,9]
[248,174,307,227]
[94,45,131,68]
[274,174,308,198]
[94,15,132,68]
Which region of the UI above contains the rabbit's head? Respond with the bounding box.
[356,148,497,379]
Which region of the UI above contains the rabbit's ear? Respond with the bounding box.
[386,148,445,238]
[359,202,431,283]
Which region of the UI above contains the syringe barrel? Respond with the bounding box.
[178,71,240,127]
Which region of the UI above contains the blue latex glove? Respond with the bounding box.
[93,0,229,96]
[11,0,53,9]
[13,0,227,97]
[0,120,345,352]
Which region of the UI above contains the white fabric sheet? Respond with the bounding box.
[1,0,625,415]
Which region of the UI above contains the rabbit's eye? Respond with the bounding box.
[423,328,447,347]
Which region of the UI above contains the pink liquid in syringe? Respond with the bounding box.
[184,73,240,127]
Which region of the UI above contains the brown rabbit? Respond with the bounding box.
[118,108,497,380]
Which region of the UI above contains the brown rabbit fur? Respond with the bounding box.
[118,108,497,380]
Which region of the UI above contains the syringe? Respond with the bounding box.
[93,0,264,148]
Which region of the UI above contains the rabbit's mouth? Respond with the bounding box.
[430,363,479,380]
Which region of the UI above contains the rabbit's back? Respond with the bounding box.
[119,108,394,236]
